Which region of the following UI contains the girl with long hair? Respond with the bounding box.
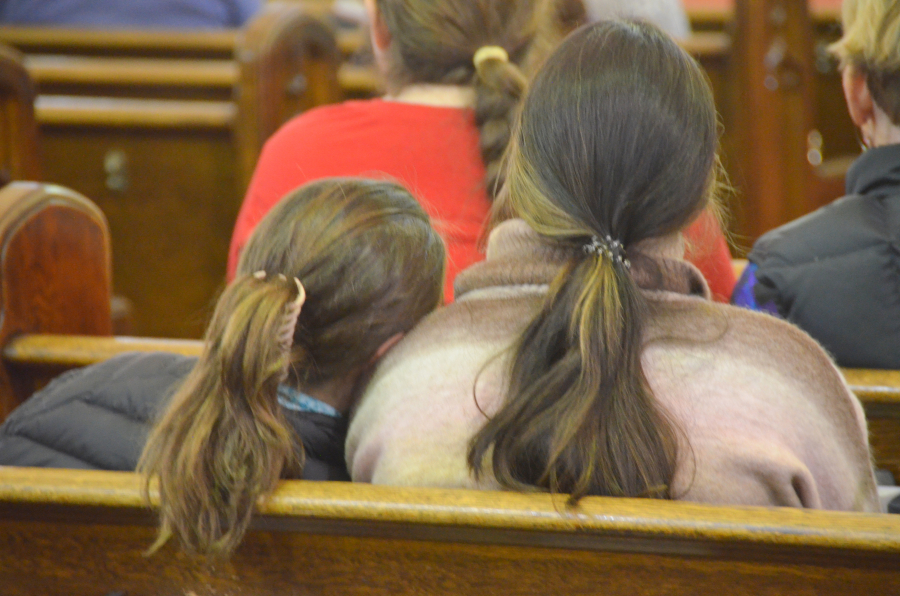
[346,21,879,512]
[0,178,445,556]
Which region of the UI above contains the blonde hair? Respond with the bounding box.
[829,0,900,123]
[139,178,445,558]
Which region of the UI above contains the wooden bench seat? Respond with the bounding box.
[0,466,897,595]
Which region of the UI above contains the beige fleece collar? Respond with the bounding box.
[454,219,711,301]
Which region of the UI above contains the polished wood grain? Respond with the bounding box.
[26,56,239,88]
[36,95,237,128]
[0,3,342,337]
[233,1,341,192]
[845,370,900,481]
[4,334,202,367]
[0,467,897,595]
[0,183,111,418]
[0,44,39,186]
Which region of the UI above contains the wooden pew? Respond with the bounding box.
[1,181,898,487]
[0,44,39,186]
[0,466,897,595]
[0,3,342,338]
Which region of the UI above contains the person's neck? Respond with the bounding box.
[869,104,900,147]
[383,84,475,108]
[632,231,685,261]
[300,375,361,416]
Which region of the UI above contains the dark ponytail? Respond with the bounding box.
[469,21,720,503]
[469,252,678,502]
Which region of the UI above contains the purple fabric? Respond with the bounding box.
[0,0,262,28]
[731,262,780,316]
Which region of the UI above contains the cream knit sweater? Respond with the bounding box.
[347,220,879,511]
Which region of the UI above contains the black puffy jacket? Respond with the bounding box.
[0,352,350,480]
[749,144,900,369]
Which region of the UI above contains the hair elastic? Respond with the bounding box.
[473,45,509,70]
[277,277,306,353]
[583,235,630,269]
[252,270,306,351]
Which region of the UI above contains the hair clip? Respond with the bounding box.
[277,277,306,354]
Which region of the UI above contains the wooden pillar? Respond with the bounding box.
[732,0,817,241]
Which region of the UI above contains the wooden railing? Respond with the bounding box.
[0,466,897,595]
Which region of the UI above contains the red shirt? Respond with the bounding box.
[230,100,492,302]
[230,99,735,302]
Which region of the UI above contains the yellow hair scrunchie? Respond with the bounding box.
[473,45,509,70]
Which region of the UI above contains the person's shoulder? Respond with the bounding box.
[750,194,872,266]
[261,99,398,151]
[383,288,542,365]
[17,351,193,413]
[664,297,850,398]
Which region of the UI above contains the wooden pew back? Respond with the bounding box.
[0,182,111,417]
[0,466,898,595]
[0,44,39,186]
[0,3,342,338]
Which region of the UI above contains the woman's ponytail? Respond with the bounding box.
[473,46,528,199]
[468,245,679,504]
[139,273,306,557]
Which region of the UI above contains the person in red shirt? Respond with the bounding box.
[230,0,735,302]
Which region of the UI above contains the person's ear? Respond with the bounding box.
[371,332,404,364]
[842,65,876,146]
[364,0,392,54]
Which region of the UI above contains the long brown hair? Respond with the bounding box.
[139,178,445,557]
[468,21,719,504]
[375,0,556,197]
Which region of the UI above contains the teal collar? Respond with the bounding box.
[277,385,341,418]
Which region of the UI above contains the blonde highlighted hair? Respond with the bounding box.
[829,0,900,123]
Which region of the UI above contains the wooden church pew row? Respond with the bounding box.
[0,466,898,596]
[0,3,342,338]
[0,43,39,186]
[0,181,899,486]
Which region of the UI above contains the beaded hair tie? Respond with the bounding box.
[583,235,631,269]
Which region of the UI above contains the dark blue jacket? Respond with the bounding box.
[738,144,900,369]
[0,352,350,480]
